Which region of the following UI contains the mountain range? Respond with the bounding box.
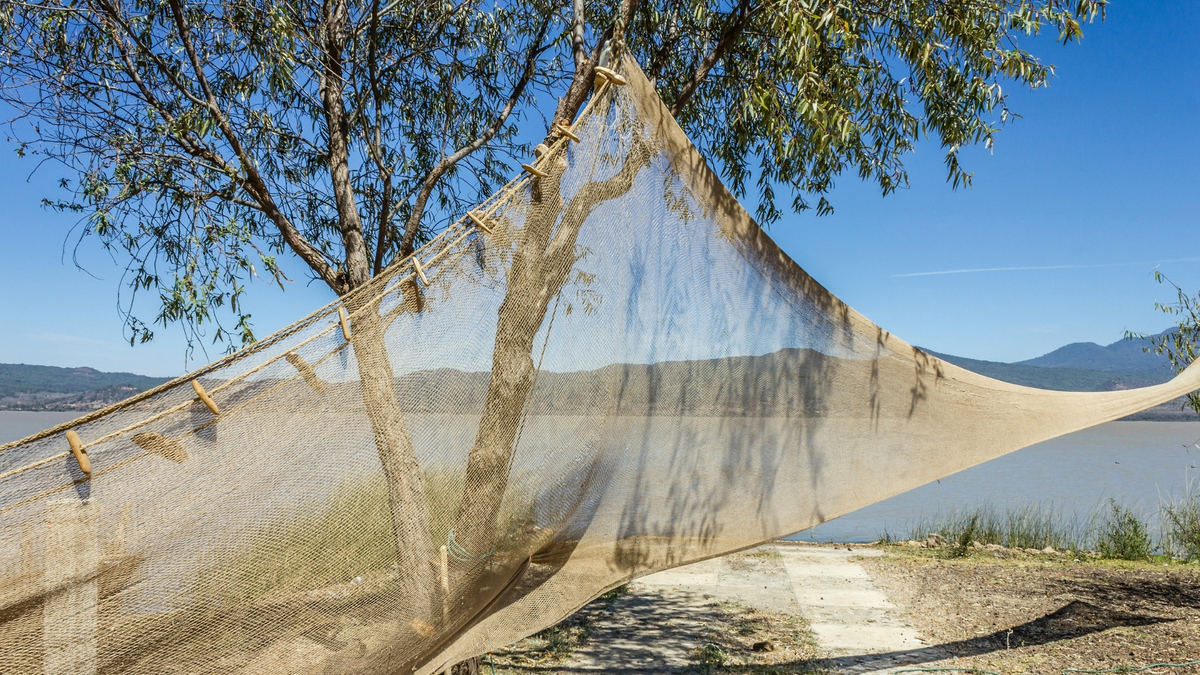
[0,330,1193,418]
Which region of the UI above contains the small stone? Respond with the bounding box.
[984,544,1003,551]
[1041,547,1056,555]
[752,640,774,652]
[972,541,983,550]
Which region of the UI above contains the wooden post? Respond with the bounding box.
[44,499,98,675]
[439,544,450,621]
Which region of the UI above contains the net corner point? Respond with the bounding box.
[65,429,91,475]
[191,379,220,416]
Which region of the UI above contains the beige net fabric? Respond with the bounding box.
[3,57,1199,674]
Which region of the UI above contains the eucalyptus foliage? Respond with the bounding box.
[1128,271,1200,413]
[0,0,1104,350]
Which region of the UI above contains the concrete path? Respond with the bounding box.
[563,543,938,673]
[776,545,924,654]
[775,544,937,674]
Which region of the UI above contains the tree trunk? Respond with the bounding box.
[451,135,653,568]
[345,285,437,620]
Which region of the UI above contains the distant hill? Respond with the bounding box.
[926,352,1173,392]
[927,337,1197,421]
[0,363,173,411]
[1015,331,1173,373]
[3,329,1194,419]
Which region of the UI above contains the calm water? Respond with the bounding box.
[4,412,1197,543]
[791,421,1200,543]
[0,411,82,444]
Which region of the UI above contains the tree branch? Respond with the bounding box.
[551,0,642,130]
[669,0,755,117]
[397,10,554,258]
[164,0,346,292]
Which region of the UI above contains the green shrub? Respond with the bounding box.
[949,515,979,558]
[1095,499,1153,561]
[1162,493,1200,561]
[695,642,727,667]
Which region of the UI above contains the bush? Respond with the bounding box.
[1162,493,1200,561]
[1095,499,1153,561]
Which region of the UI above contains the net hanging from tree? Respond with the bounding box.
[2,56,1198,675]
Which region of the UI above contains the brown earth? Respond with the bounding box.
[487,545,1200,675]
[861,547,1200,674]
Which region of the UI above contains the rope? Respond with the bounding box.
[0,43,619,495]
[0,227,480,490]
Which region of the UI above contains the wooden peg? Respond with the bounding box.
[191,379,219,416]
[338,306,352,341]
[521,163,549,178]
[466,211,493,235]
[555,123,580,143]
[65,430,91,475]
[593,66,627,86]
[412,256,430,285]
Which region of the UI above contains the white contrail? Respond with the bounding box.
[893,256,1200,278]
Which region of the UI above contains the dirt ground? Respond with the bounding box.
[861,547,1200,674]
[487,545,1200,675]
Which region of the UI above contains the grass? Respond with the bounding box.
[887,502,1090,553]
[879,495,1200,563]
[193,468,548,603]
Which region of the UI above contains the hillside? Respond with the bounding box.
[926,352,1173,392]
[927,348,1196,421]
[1015,331,1173,372]
[0,363,172,411]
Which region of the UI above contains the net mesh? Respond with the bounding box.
[2,57,1198,674]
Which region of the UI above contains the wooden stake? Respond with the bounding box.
[65,430,91,475]
[555,123,580,143]
[593,66,627,86]
[191,380,219,416]
[337,306,352,341]
[521,163,549,178]
[440,544,450,620]
[413,256,430,285]
[466,211,493,235]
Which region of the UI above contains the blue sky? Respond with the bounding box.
[0,2,1196,377]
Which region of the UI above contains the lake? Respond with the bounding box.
[3,411,1197,543]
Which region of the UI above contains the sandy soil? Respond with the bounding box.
[487,544,1200,674]
[860,547,1200,674]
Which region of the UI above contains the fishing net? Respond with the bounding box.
[2,57,1197,675]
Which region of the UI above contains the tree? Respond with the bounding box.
[1127,271,1200,413]
[0,0,1105,666]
